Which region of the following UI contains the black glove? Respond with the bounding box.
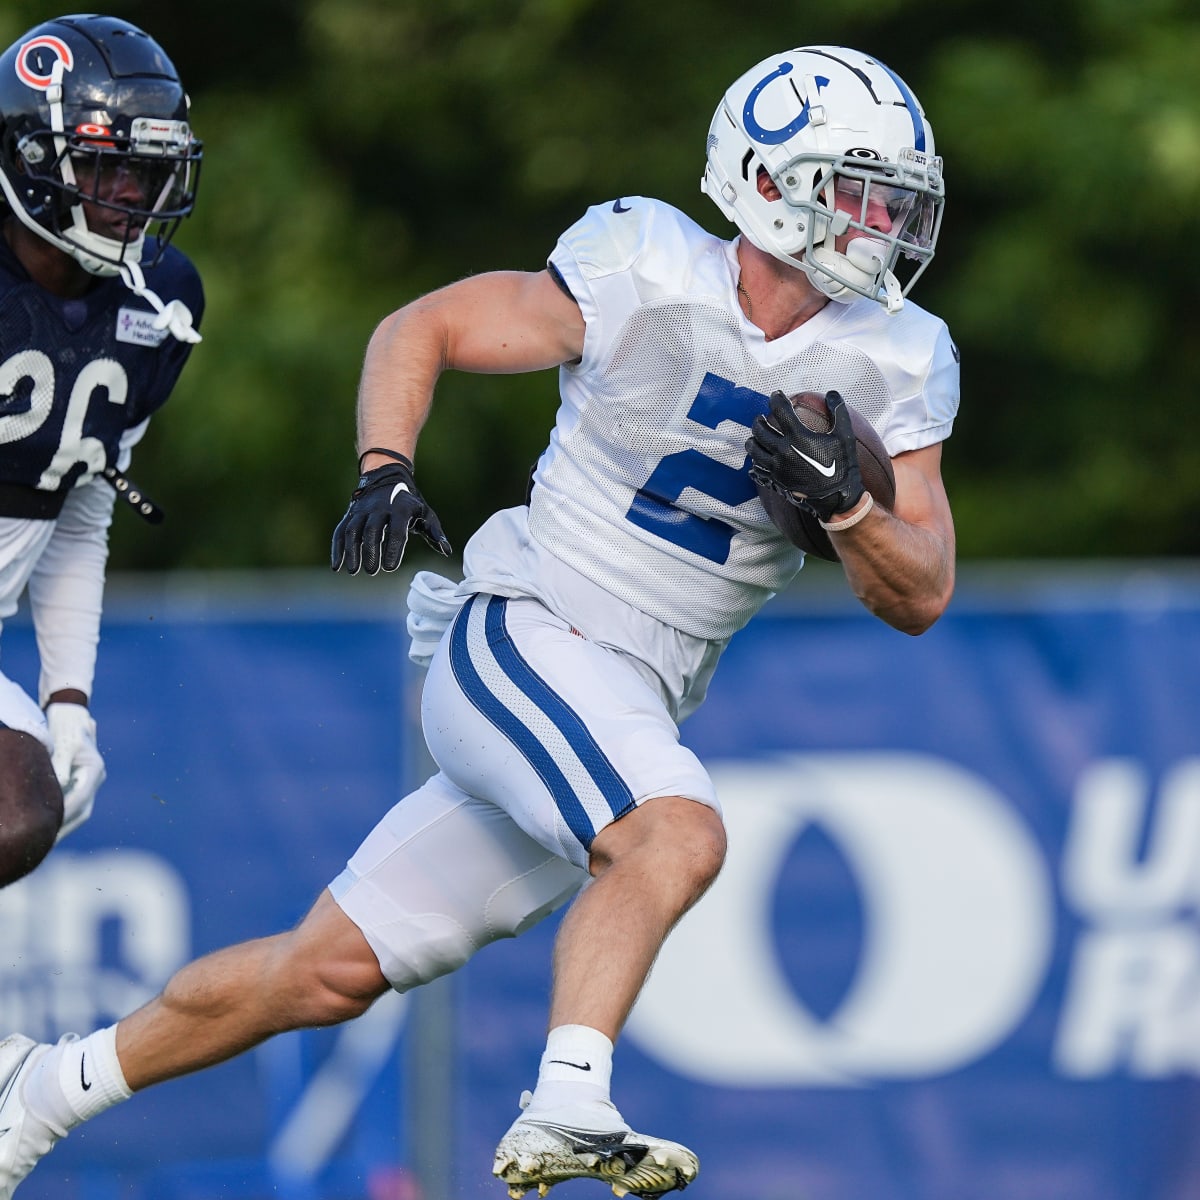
[746,390,865,522]
[331,454,452,575]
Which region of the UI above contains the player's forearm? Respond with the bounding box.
[355,303,446,468]
[833,507,955,635]
[29,490,113,703]
[354,272,582,471]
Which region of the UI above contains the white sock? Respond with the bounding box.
[527,1024,615,1113]
[25,1027,132,1131]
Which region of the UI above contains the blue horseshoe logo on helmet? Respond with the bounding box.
[742,62,829,146]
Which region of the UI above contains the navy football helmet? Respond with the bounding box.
[0,14,202,276]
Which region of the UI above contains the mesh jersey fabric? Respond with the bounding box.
[489,196,961,642]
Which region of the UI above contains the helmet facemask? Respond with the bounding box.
[0,16,203,278]
[785,150,943,314]
[1,64,201,276]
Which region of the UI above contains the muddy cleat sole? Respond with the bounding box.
[493,1107,698,1199]
[0,1035,64,1200]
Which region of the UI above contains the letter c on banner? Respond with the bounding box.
[625,754,1053,1086]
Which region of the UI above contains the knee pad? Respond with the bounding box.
[330,774,586,992]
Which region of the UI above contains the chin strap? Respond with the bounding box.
[118,259,202,344]
[881,270,903,315]
[845,238,903,314]
[809,237,906,315]
[42,57,199,345]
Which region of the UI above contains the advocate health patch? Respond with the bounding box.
[116,306,169,347]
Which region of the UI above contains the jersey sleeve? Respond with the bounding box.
[880,318,960,456]
[548,198,703,379]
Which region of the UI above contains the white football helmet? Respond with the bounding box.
[702,45,944,314]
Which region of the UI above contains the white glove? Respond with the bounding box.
[46,702,106,841]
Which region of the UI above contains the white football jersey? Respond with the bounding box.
[473,197,959,643]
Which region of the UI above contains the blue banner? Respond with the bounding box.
[3,570,1200,1200]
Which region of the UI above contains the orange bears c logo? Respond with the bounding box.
[14,35,74,91]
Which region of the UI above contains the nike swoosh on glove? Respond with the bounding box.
[331,457,452,575]
[746,389,865,521]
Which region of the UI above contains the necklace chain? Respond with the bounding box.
[737,279,752,318]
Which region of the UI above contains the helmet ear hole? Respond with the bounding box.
[754,167,779,201]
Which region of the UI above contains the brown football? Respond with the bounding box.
[755,391,896,562]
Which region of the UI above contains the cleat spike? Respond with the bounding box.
[493,1098,699,1199]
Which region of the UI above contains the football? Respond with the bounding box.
[755,391,896,563]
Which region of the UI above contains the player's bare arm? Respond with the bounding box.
[332,269,586,575]
[356,269,586,470]
[746,390,956,635]
[829,442,956,635]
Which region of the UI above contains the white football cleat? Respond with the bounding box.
[493,1091,698,1198]
[0,1035,64,1199]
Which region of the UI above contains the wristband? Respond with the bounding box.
[358,447,414,471]
[819,492,874,533]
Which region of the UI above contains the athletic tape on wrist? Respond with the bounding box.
[819,491,875,532]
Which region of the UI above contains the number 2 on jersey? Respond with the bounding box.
[625,373,768,563]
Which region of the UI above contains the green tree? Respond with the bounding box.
[3,0,1197,567]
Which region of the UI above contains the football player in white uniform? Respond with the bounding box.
[0,14,202,887]
[0,46,955,1199]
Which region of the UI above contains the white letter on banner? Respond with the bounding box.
[1055,924,1200,1077]
[0,852,189,1038]
[624,754,1053,1086]
[1061,759,1200,918]
[1055,757,1200,1078]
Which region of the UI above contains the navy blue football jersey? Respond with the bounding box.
[0,234,203,512]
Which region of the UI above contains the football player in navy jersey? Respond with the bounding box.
[0,46,954,1200]
[0,14,202,886]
